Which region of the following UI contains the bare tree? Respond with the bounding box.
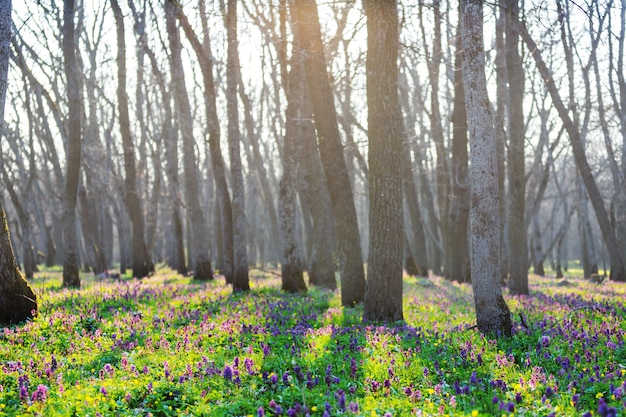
[278,31,307,293]
[61,0,82,287]
[291,0,365,306]
[165,0,214,281]
[462,0,512,337]
[504,0,529,295]
[362,0,404,323]
[110,0,151,278]
[225,0,250,291]
[520,19,626,282]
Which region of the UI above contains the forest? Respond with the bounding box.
[0,0,625,415]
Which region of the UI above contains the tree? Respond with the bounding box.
[0,0,37,324]
[278,33,307,293]
[61,0,82,288]
[110,0,151,279]
[165,0,214,281]
[171,0,233,282]
[504,0,529,295]
[225,0,250,292]
[519,19,626,282]
[362,0,404,323]
[291,0,365,306]
[462,0,512,337]
[447,0,470,283]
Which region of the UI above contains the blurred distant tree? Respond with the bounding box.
[165,0,214,281]
[110,0,151,278]
[504,0,529,295]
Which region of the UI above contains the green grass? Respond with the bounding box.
[0,266,625,416]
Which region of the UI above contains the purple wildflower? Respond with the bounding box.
[100,386,108,396]
[31,384,48,402]
[470,371,478,384]
[348,401,359,413]
[336,389,346,411]
[257,406,265,417]
[223,365,233,381]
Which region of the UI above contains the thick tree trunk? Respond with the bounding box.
[225,0,249,291]
[165,0,213,281]
[61,0,81,288]
[520,22,626,282]
[292,0,365,306]
[279,37,308,293]
[462,0,512,337]
[0,0,37,323]
[362,0,404,323]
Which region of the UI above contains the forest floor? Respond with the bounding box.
[0,265,624,416]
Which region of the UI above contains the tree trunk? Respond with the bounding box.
[165,0,214,281]
[225,0,249,291]
[362,0,404,323]
[504,0,529,294]
[519,22,626,282]
[278,34,308,293]
[291,0,365,306]
[61,0,81,288]
[462,0,512,337]
[0,0,37,323]
[447,3,471,283]
[187,0,234,282]
[298,94,337,289]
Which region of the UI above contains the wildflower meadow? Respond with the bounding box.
[1,266,625,416]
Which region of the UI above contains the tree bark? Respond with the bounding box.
[0,0,37,323]
[362,0,404,323]
[225,0,250,291]
[291,0,365,306]
[165,0,214,281]
[447,2,470,283]
[462,0,512,337]
[110,0,151,278]
[278,32,308,293]
[61,0,82,287]
[504,0,529,294]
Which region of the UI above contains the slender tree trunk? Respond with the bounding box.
[520,22,626,282]
[448,3,471,283]
[173,1,232,282]
[298,93,337,289]
[165,0,213,281]
[462,0,512,337]
[61,0,81,287]
[363,0,404,323]
[504,0,529,294]
[225,0,249,291]
[292,0,365,306]
[110,0,151,278]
